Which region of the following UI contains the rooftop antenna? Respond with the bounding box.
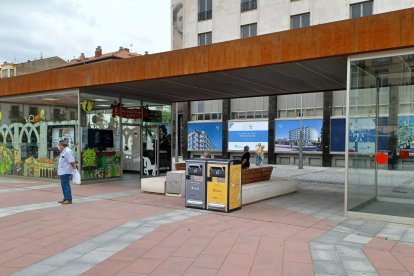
[130,43,133,52]
[40,51,43,59]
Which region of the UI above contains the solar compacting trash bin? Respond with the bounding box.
[185,159,208,209]
[206,159,242,212]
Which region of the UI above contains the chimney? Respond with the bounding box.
[95,46,102,58]
[145,51,149,55]
[119,46,129,53]
[80,53,85,61]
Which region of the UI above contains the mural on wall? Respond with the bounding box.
[0,121,79,179]
[172,2,184,50]
[275,119,322,152]
[228,121,268,152]
[0,143,13,175]
[188,122,222,151]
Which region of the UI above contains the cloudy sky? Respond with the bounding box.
[0,0,171,63]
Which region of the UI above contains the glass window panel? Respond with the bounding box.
[348,52,414,219]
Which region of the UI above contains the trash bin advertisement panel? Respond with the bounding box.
[207,164,228,209]
[185,160,207,209]
[229,164,241,209]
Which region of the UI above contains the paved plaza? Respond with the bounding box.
[0,166,413,275]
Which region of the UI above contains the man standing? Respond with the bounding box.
[57,140,76,204]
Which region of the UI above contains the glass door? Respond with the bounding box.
[348,52,414,219]
[141,126,159,177]
[122,125,141,172]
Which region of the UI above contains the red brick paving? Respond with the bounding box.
[0,178,342,275]
[363,237,414,275]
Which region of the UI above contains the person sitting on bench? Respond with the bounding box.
[241,145,250,169]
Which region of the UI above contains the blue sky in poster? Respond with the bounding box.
[399,116,414,127]
[188,122,222,150]
[275,119,322,139]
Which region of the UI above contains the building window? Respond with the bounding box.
[241,23,257,38]
[350,1,373,19]
[198,32,212,46]
[241,0,257,12]
[198,0,212,21]
[10,105,20,117]
[2,69,8,78]
[10,69,14,77]
[29,107,38,116]
[291,13,310,29]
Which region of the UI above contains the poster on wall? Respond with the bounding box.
[331,118,346,152]
[275,119,322,152]
[348,117,388,153]
[158,124,172,173]
[188,122,222,151]
[398,116,414,152]
[228,121,268,152]
[51,126,75,149]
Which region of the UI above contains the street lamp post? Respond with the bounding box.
[299,93,304,169]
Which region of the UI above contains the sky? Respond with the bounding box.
[0,0,171,63]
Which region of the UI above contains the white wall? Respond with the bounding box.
[172,0,414,50]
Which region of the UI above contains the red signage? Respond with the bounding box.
[112,104,149,119]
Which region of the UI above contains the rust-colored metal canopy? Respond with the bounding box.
[1,8,414,102]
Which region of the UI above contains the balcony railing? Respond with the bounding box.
[198,10,212,21]
[241,0,257,12]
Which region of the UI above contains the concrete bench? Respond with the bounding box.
[241,177,298,205]
[141,176,166,194]
[241,166,273,184]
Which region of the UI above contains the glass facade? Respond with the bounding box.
[0,90,78,178]
[348,51,414,219]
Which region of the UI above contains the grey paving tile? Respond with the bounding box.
[356,221,387,236]
[13,264,57,276]
[311,250,341,262]
[346,272,378,276]
[341,257,376,273]
[97,240,132,252]
[69,241,102,253]
[310,241,336,251]
[400,228,414,243]
[335,245,366,258]
[313,230,349,245]
[343,234,372,244]
[377,224,408,241]
[46,262,93,276]
[313,261,347,276]
[332,225,355,234]
[76,250,115,264]
[340,219,366,229]
[40,252,82,267]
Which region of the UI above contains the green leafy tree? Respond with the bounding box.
[162,109,172,124]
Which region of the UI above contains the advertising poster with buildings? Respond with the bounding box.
[228,121,268,151]
[188,122,222,151]
[275,119,322,152]
[348,117,389,154]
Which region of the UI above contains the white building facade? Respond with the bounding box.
[172,0,414,167]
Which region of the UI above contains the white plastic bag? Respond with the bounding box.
[72,169,81,185]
